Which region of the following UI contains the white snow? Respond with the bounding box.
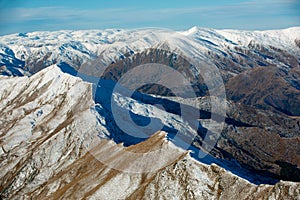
[1,26,298,77]
[0,65,109,151]
[215,27,300,53]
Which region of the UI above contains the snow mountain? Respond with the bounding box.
[0,66,299,199]
[0,27,300,199]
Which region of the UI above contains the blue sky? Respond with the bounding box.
[0,0,299,35]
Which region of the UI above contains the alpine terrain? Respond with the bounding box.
[0,27,299,199]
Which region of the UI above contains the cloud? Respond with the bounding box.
[0,0,298,23]
[0,0,299,35]
[0,7,131,22]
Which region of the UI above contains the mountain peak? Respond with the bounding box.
[181,26,201,35]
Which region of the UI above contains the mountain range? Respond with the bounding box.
[0,27,299,199]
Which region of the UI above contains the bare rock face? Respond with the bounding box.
[0,67,299,199]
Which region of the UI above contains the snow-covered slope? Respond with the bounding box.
[9,130,299,200]
[0,27,299,76]
[216,27,300,52]
[0,65,110,198]
[0,29,161,75]
[181,26,300,59]
[0,66,299,199]
[1,27,300,199]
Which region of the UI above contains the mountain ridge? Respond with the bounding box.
[0,27,300,198]
[0,66,299,199]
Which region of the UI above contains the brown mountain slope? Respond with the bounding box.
[15,132,300,200]
[226,66,300,116]
[1,67,299,199]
